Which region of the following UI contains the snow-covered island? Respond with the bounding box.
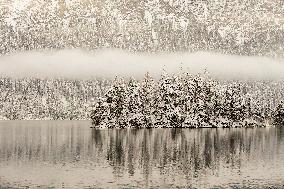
[91,72,284,128]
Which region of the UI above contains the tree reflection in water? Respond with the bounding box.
[91,127,283,180]
[0,121,284,188]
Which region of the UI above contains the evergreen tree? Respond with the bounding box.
[139,72,156,127]
[274,102,284,126]
[126,77,143,128]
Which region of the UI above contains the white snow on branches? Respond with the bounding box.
[91,72,284,128]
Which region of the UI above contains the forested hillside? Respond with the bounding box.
[0,77,110,120]
[1,0,284,57]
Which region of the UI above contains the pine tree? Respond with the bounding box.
[91,97,107,127]
[139,72,156,127]
[126,77,143,128]
[107,78,128,128]
[274,102,284,126]
[154,72,171,127]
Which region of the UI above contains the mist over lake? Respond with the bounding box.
[0,49,284,80]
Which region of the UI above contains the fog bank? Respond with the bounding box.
[0,49,283,80]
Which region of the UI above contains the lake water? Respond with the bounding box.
[0,121,284,189]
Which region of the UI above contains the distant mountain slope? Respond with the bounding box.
[1,0,284,57]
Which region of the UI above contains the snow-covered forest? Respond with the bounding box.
[1,0,284,57]
[91,72,284,128]
[0,77,111,120]
[1,0,284,127]
[1,72,283,126]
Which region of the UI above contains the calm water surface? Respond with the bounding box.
[0,121,284,189]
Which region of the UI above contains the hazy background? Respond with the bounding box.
[1,0,284,58]
[1,0,284,80]
[0,49,283,80]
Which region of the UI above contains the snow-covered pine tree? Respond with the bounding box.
[229,83,246,127]
[139,72,156,127]
[155,71,172,127]
[91,77,128,128]
[167,75,185,127]
[191,74,208,127]
[106,77,128,128]
[126,77,143,128]
[202,75,219,127]
[180,72,199,127]
[274,102,284,126]
[91,97,108,127]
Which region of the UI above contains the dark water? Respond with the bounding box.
[0,121,284,189]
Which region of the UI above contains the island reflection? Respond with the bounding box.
[0,121,283,188]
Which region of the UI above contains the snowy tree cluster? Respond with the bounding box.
[274,102,284,126]
[1,0,284,57]
[91,72,284,128]
[0,74,283,126]
[0,77,111,120]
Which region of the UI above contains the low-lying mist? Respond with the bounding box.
[0,49,283,80]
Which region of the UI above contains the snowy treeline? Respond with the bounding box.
[0,77,111,120]
[1,0,284,57]
[91,72,284,128]
[1,74,283,125]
